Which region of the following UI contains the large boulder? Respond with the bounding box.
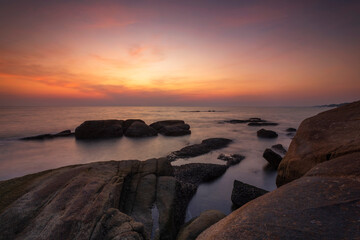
[124,121,157,137]
[197,101,360,240]
[177,210,226,240]
[168,138,232,160]
[198,153,360,240]
[0,158,180,240]
[75,120,124,139]
[231,180,268,208]
[150,120,191,136]
[277,101,360,186]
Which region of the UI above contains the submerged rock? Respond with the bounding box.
[168,138,232,160]
[176,210,225,240]
[75,119,124,139]
[20,130,74,140]
[231,180,268,208]
[124,121,157,137]
[256,129,278,138]
[150,120,191,136]
[217,153,245,166]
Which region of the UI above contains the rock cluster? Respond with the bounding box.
[197,100,360,240]
[74,119,191,139]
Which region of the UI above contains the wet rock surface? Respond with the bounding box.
[75,120,124,139]
[20,130,74,140]
[176,210,226,240]
[231,180,268,208]
[168,138,232,161]
[262,144,287,170]
[198,101,360,240]
[217,154,245,166]
[150,120,191,136]
[256,129,278,138]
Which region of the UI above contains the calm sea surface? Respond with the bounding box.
[0,106,329,219]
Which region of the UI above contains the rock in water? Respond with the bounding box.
[150,120,191,136]
[21,130,74,140]
[168,138,232,160]
[217,154,245,166]
[277,100,360,186]
[256,129,278,138]
[176,210,226,240]
[75,120,124,139]
[124,121,157,137]
[197,101,360,240]
[123,119,145,132]
[231,180,268,208]
[262,149,282,169]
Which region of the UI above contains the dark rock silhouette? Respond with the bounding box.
[231,180,268,208]
[20,130,74,140]
[124,121,157,137]
[150,120,191,136]
[263,144,287,170]
[256,129,278,138]
[75,120,124,139]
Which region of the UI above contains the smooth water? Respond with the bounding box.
[0,106,328,219]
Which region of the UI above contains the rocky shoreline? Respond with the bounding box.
[2,101,359,239]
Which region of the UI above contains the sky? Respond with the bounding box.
[0,0,359,106]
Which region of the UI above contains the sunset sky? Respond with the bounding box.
[0,0,359,106]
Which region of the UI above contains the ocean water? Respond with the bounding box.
[0,106,328,219]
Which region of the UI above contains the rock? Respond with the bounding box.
[0,158,182,240]
[231,180,268,208]
[20,130,74,140]
[198,153,360,240]
[198,101,360,240]
[150,120,191,136]
[124,121,157,137]
[123,119,145,132]
[256,129,278,138]
[262,148,282,169]
[168,138,232,160]
[75,120,124,139]
[248,122,278,126]
[176,210,226,240]
[277,100,360,186]
[223,118,266,124]
[271,144,287,155]
[286,127,296,132]
[217,154,245,166]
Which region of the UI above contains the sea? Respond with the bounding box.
[0,106,329,220]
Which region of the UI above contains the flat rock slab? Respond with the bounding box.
[168,138,232,161]
[277,100,360,186]
[20,130,74,140]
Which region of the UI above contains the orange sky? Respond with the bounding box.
[0,0,359,106]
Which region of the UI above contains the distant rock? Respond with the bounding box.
[257,129,278,138]
[176,210,226,240]
[124,121,157,137]
[123,119,145,132]
[315,102,349,108]
[20,130,74,140]
[248,122,278,126]
[217,153,245,166]
[150,120,191,136]
[231,180,268,208]
[223,118,265,124]
[75,120,124,139]
[168,138,232,160]
[286,127,296,132]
